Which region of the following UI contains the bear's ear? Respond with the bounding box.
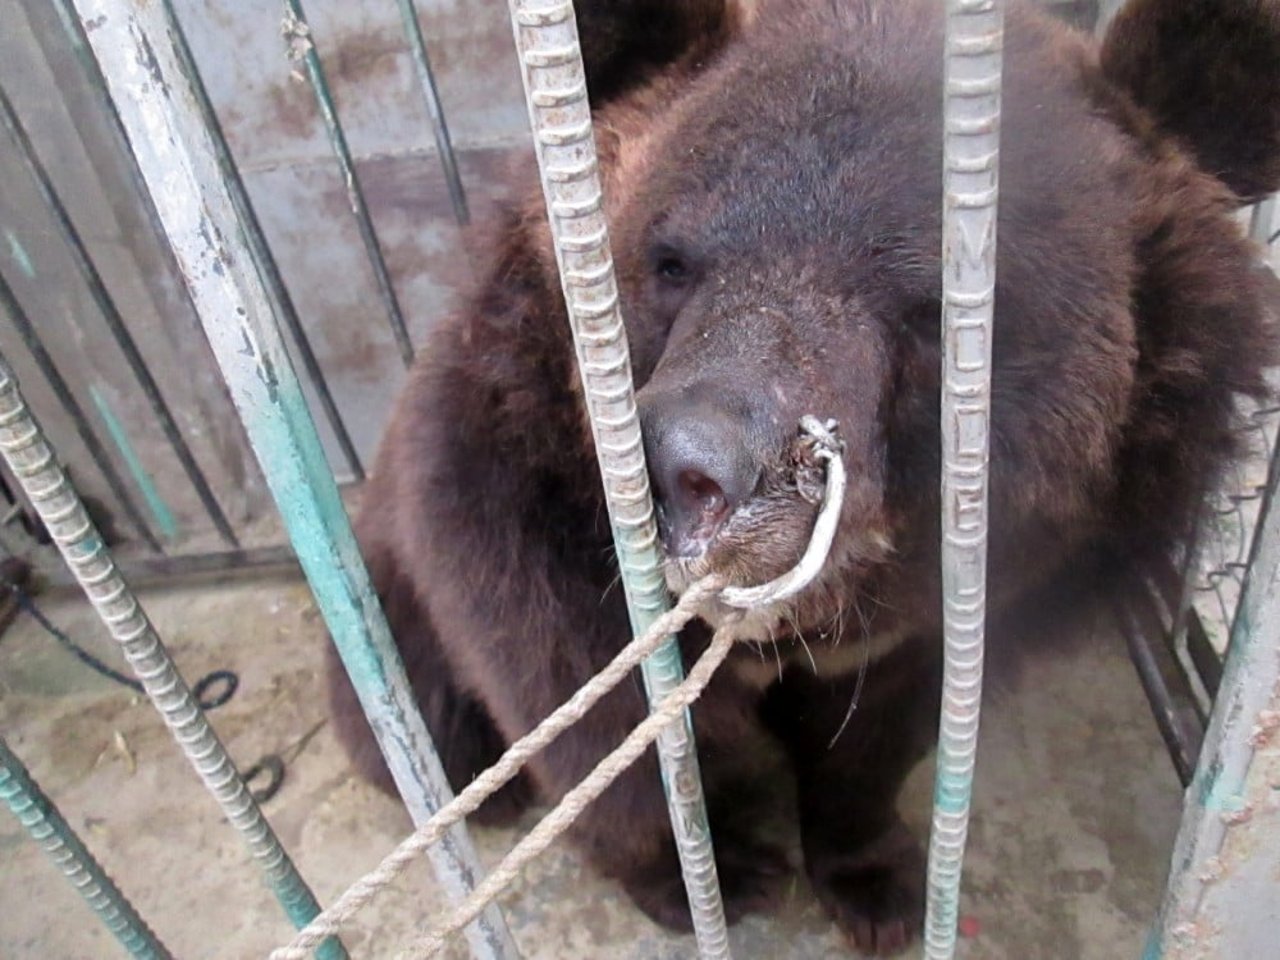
[1099,0,1280,204]
[573,0,740,107]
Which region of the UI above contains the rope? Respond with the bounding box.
[269,579,721,960]
[399,625,738,960]
[720,415,846,609]
[268,417,846,960]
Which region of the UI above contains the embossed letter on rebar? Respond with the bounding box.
[925,2,1005,958]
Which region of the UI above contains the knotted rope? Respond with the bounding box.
[269,417,846,960]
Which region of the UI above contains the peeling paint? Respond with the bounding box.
[4,230,35,279]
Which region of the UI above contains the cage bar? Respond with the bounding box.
[924,1,1005,957]
[47,0,364,487]
[0,84,237,548]
[282,0,416,367]
[0,735,173,960]
[159,0,366,483]
[1152,436,1280,958]
[40,544,299,592]
[0,271,161,552]
[395,0,470,226]
[1113,584,1202,787]
[45,0,365,484]
[1169,508,1216,722]
[64,2,517,957]
[1095,0,1125,34]
[503,2,730,957]
[0,353,345,960]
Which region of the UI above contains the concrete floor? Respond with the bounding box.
[0,575,1183,959]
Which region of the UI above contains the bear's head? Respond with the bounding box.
[563,0,1280,644]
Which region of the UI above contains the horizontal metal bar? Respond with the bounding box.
[37,544,300,592]
[283,0,416,367]
[0,350,345,959]
[0,734,173,960]
[0,83,237,549]
[0,270,162,553]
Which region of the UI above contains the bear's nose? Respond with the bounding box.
[639,398,759,558]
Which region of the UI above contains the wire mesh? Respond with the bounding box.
[1182,205,1280,660]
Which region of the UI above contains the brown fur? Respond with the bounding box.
[328,1,1280,954]
[573,0,742,107]
[1101,0,1280,203]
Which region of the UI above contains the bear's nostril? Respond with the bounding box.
[677,469,728,521]
[638,390,762,558]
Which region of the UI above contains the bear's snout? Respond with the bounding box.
[639,391,762,559]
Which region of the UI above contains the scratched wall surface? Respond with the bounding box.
[171,0,534,466]
[0,0,270,555]
[0,0,1094,560]
[0,0,533,560]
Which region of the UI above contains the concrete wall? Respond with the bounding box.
[0,0,536,558]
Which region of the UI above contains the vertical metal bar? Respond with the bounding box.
[0,271,162,553]
[282,0,416,367]
[1113,587,1201,787]
[90,384,181,543]
[1169,512,1215,720]
[394,0,470,226]
[0,734,174,960]
[162,0,367,483]
[1153,435,1280,959]
[0,354,346,960]
[504,3,730,957]
[1248,196,1276,245]
[1095,0,1124,35]
[924,2,1005,958]
[66,3,516,957]
[0,83,237,547]
[48,0,366,483]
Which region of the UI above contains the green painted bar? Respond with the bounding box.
[0,352,346,960]
[394,0,470,225]
[66,2,517,956]
[0,269,163,553]
[0,82,236,548]
[89,384,180,543]
[0,735,173,960]
[1152,438,1280,957]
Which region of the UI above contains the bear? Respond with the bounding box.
[327,0,1280,954]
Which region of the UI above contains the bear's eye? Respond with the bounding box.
[654,254,691,284]
[646,242,701,318]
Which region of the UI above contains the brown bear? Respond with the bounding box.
[328,0,1280,954]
